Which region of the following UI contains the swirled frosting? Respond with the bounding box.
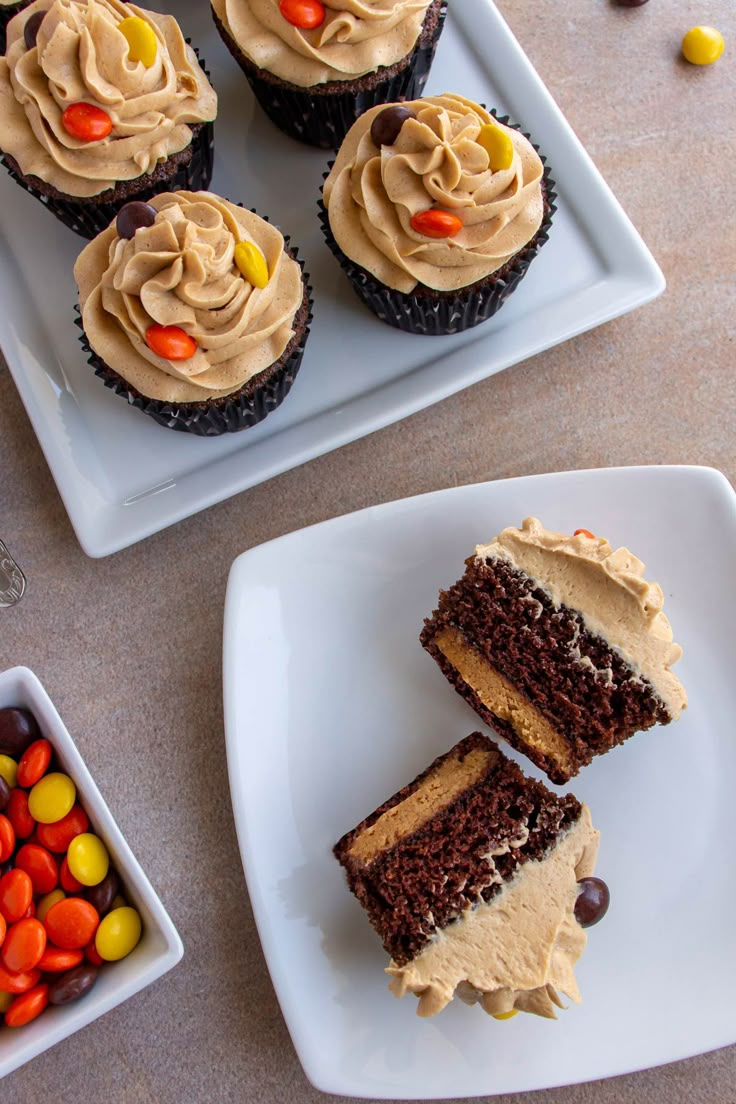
[476,518,688,717]
[211,0,431,87]
[0,0,217,197]
[74,191,305,403]
[387,806,600,1018]
[323,93,545,293]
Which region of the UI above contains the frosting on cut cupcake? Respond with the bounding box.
[322,93,545,293]
[211,0,431,87]
[0,0,217,197]
[74,191,305,403]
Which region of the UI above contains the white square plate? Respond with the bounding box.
[0,1,663,557]
[0,667,183,1079]
[223,465,736,1099]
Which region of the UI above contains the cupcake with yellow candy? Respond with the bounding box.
[74,191,313,435]
[0,0,217,238]
[319,93,556,334]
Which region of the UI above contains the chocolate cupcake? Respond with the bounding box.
[74,191,313,436]
[0,0,32,53]
[0,0,217,238]
[319,93,556,335]
[211,0,447,150]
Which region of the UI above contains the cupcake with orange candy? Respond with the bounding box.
[319,93,556,334]
[0,0,217,238]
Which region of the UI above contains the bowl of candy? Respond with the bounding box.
[0,666,182,1078]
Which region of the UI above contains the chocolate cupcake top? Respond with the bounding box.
[211,0,431,87]
[323,93,545,293]
[74,191,305,404]
[0,0,217,197]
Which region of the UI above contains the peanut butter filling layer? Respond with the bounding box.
[432,626,574,778]
[347,744,495,866]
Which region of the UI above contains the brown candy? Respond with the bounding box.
[0,707,40,757]
[574,877,610,927]
[48,964,99,1006]
[370,105,416,148]
[0,775,10,813]
[85,869,119,916]
[24,10,48,49]
[116,201,157,240]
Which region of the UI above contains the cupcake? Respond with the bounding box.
[0,0,32,53]
[211,0,447,149]
[74,191,313,436]
[0,0,217,238]
[319,93,556,335]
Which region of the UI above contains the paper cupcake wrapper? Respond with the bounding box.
[74,239,313,437]
[0,0,31,54]
[214,0,447,150]
[0,47,214,239]
[319,115,557,336]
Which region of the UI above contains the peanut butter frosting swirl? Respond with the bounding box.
[211,0,430,87]
[74,191,305,404]
[0,0,217,197]
[323,94,545,293]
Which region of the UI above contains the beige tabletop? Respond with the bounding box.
[1,0,735,1100]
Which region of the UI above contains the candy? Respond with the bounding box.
[477,123,514,172]
[0,991,11,1014]
[681,26,724,65]
[61,103,113,142]
[36,803,88,852]
[0,777,9,814]
[67,833,109,887]
[85,869,118,917]
[48,964,99,1006]
[574,529,596,539]
[116,200,157,240]
[85,941,103,967]
[0,709,38,758]
[279,0,325,30]
[370,105,416,147]
[0,963,41,995]
[23,9,48,49]
[234,241,269,289]
[0,754,18,788]
[16,738,51,788]
[0,816,14,864]
[118,16,158,68]
[38,945,82,973]
[410,209,464,239]
[15,844,58,895]
[574,877,610,928]
[5,789,34,839]
[36,888,65,925]
[28,772,76,824]
[492,1009,519,1020]
[145,324,197,361]
[0,912,5,947]
[4,983,49,1027]
[1,917,46,973]
[0,869,33,924]
[95,907,142,961]
[44,897,100,951]
[60,855,83,894]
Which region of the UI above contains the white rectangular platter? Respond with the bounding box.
[0,1,664,557]
[223,465,736,1099]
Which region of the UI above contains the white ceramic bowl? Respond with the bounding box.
[0,666,183,1078]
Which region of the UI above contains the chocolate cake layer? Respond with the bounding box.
[421,555,671,783]
[334,733,581,966]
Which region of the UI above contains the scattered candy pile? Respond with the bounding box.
[0,707,142,1029]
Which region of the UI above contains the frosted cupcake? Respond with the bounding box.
[74,191,313,435]
[211,0,447,149]
[0,0,32,53]
[320,93,556,334]
[0,0,217,238]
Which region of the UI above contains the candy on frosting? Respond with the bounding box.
[210,0,432,87]
[323,93,545,293]
[475,517,688,717]
[0,0,217,197]
[74,191,305,404]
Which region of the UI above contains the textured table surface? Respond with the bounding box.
[1,0,735,1100]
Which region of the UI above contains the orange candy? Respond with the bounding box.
[37,946,84,973]
[4,982,49,1027]
[0,868,33,924]
[85,940,103,967]
[574,528,596,539]
[17,738,51,788]
[44,897,99,951]
[60,855,84,894]
[1,917,46,973]
[36,804,89,853]
[0,912,5,948]
[409,209,463,239]
[15,843,59,895]
[279,0,325,29]
[61,102,113,142]
[0,963,40,994]
[145,324,197,361]
[6,788,35,839]
[0,814,14,863]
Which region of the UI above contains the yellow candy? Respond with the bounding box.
[118,16,158,68]
[67,832,109,887]
[681,26,724,65]
[0,754,17,788]
[37,888,66,924]
[28,772,76,824]
[0,991,13,1014]
[492,1009,519,1021]
[95,907,142,961]
[477,123,515,172]
[234,241,269,289]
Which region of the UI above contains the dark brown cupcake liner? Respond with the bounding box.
[319,114,557,336]
[74,236,313,437]
[0,47,214,238]
[213,0,447,150]
[0,0,31,54]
